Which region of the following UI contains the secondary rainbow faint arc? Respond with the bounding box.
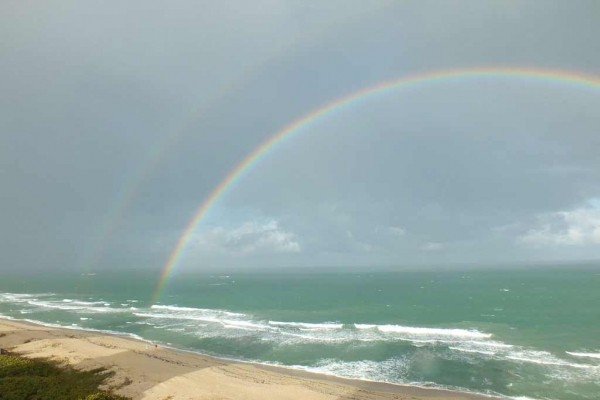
[152,66,600,303]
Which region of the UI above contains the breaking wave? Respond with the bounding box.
[566,351,600,360]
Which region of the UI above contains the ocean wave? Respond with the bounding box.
[445,339,515,357]
[62,299,111,306]
[299,358,407,382]
[0,293,123,314]
[133,312,221,322]
[0,292,53,302]
[150,304,245,317]
[446,342,599,371]
[566,351,600,360]
[268,321,343,330]
[25,300,125,314]
[506,350,599,369]
[355,324,491,339]
[448,346,496,356]
[134,311,273,333]
[135,306,498,346]
[286,358,497,399]
[279,331,345,342]
[221,320,270,331]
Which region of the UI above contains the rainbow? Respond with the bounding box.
[152,66,600,303]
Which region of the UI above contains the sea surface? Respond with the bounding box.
[1,266,599,400]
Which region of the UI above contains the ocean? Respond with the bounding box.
[1,266,598,399]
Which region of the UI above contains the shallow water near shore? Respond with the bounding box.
[1,266,599,400]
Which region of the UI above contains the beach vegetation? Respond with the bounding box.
[0,352,130,400]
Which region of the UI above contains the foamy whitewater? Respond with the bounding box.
[1,267,598,399]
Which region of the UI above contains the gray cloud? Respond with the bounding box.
[1,1,600,272]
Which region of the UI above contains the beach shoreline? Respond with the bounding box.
[0,317,498,399]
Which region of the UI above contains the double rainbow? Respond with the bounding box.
[152,66,600,303]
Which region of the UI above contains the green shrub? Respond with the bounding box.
[0,353,130,400]
[0,354,34,371]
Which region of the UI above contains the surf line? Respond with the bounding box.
[152,66,600,303]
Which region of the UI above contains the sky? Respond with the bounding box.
[2,1,600,273]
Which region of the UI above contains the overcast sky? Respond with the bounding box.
[2,1,600,273]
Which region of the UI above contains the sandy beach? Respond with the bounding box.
[0,318,495,400]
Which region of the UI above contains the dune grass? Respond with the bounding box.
[0,352,130,400]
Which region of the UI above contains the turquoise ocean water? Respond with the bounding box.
[1,266,598,399]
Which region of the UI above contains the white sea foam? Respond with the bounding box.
[140,305,276,334]
[506,350,599,369]
[566,351,600,360]
[25,300,123,314]
[150,304,245,317]
[449,346,496,356]
[355,324,491,339]
[263,359,497,400]
[1,293,35,298]
[134,310,274,334]
[467,340,513,348]
[296,358,407,382]
[221,320,269,331]
[279,331,343,342]
[0,292,125,314]
[268,321,343,330]
[62,299,109,306]
[0,292,46,303]
[134,312,221,323]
